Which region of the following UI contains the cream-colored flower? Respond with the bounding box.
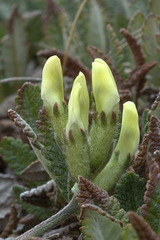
[41,56,64,110]
[66,72,89,135]
[115,101,140,160]
[92,58,119,115]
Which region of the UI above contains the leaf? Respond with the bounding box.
[43,1,66,50]
[88,0,106,52]
[15,82,43,134]
[20,160,49,182]
[0,173,16,232]
[24,10,43,44]
[142,14,160,61]
[20,180,56,208]
[141,153,160,235]
[115,172,146,212]
[13,185,53,220]
[142,108,151,134]
[151,92,160,120]
[120,28,145,66]
[148,115,160,153]
[121,224,139,240]
[107,24,125,78]
[128,11,145,34]
[150,0,160,16]
[128,211,160,240]
[77,176,128,225]
[8,109,41,150]
[0,137,37,176]
[1,7,28,77]
[80,204,122,240]
[36,106,71,200]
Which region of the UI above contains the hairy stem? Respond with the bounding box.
[62,0,88,72]
[16,195,78,240]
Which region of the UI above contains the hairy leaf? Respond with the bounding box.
[1,7,28,77]
[142,14,160,61]
[88,0,106,52]
[121,224,139,240]
[80,204,122,240]
[115,172,146,211]
[15,82,43,134]
[13,185,53,220]
[150,0,160,16]
[128,11,145,34]
[0,137,36,176]
[36,107,71,200]
[107,24,125,78]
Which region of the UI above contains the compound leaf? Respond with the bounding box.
[36,107,71,200]
[80,205,122,240]
[15,82,43,134]
[13,184,52,220]
[0,137,36,176]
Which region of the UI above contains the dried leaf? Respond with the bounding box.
[0,173,15,233]
[128,211,160,240]
[20,160,49,182]
[148,115,160,153]
[77,176,128,225]
[20,180,56,207]
[77,175,109,208]
[124,62,157,88]
[120,28,145,66]
[37,48,91,85]
[132,133,149,170]
[141,152,160,233]
[151,91,160,119]
[8,109,41,150]
[0,205,18,238]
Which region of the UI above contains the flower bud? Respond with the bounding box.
[41,56,64,112]
[66,72,89,136]
[92,58,119,115]
[65,72,90,182]
[93,101,140,191]
[115,101,140,161]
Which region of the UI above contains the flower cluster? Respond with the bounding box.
[41,56,140,191]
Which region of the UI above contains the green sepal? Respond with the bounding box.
[65,126,90,182]
[89,108,118,175]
